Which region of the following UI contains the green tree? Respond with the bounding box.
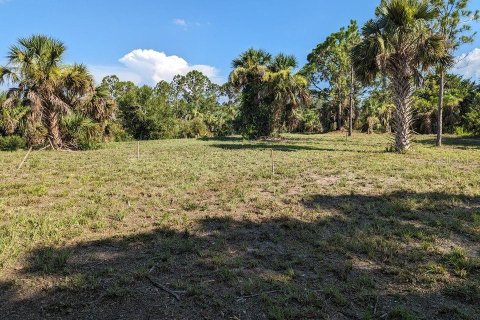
[264,54,309,135]
[413,73,473,133]
[431,0,479,146]
[169,71,235,136]
[231,49,308,138]
[352,0,449,152]
[170,70,220,120]
[0,35,112,149]
[108,80,176,140]
[230,48,273,138]
[360,78,395,134]
[101,70,232,139]
[305,21,361,134]
[464,90,480,135]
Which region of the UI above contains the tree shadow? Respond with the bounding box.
[415,136,480,149]
[198,136,245,142]
[210,143,324,152]
[1,191,479,319]
[210,143,385,154]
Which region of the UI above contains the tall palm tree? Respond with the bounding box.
[0,35,97,148]
[230,49,272,138]
[231,50,309,137]
[264,54,309,134]
[352,0,450,152]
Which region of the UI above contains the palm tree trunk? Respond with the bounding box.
[348,66,354,137]
[436,69,444,147]
[337,97,343,131]
[391,64,413,153]
[48,111,62,148]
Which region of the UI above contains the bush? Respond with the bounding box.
[295,108,321,133]
[179,118,211,138]
[61,113,103,150]
[103,122,132,142]
[0,135,26,151]
[77,138,101,151]
[453,126,471,137]
[365,116,380,134]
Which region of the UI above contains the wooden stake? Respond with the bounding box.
[137,141,140,160]
[271,149,275,178]
[17,147,33,170]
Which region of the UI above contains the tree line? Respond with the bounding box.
[0,0,479,152]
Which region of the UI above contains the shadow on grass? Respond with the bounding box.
[415,136,480,149]
[1,191,479,319]
[210,143,385,154]
[198,136,245,142]
[211,143,324,152]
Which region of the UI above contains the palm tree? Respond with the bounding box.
[82,85,117,123]
[231,49,272,77]
[264,54,309,134]
[352,0,450,152]
[0,35,98,148]
[1,35,68,147]
[230,49,272,138]
[231,50,309,137]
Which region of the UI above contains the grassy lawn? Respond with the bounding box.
[0,133,479,319]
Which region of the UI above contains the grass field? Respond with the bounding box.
[0,133,479,319]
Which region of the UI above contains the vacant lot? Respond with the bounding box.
[0,133,479,319]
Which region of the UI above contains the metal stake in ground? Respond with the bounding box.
[271,149,276,195]
[271,149,275,178]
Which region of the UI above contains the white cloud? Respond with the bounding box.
[118,49,222,84]
[89,50,223,85]
[173,18,204,30]
[453,48,480,81]
[173,18,187,27]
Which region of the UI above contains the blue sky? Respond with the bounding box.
[1,0,479,85]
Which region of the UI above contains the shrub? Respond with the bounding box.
[61,113,103,150]
[0,135,26,151]
[179,118,211,138]
[453,126,471,137]
[294,108,322,133]
[103,122,132,142]
[366,116,380,134]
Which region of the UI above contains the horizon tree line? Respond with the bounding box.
[1,0,479,152]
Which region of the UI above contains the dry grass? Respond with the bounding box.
[0,133,479,319]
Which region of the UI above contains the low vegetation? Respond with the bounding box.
[0,0,479,319]
[0,133,478,319]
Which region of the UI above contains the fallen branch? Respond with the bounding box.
[17,147,33,170]
[236,290,282,301]
[146,275,180,301]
